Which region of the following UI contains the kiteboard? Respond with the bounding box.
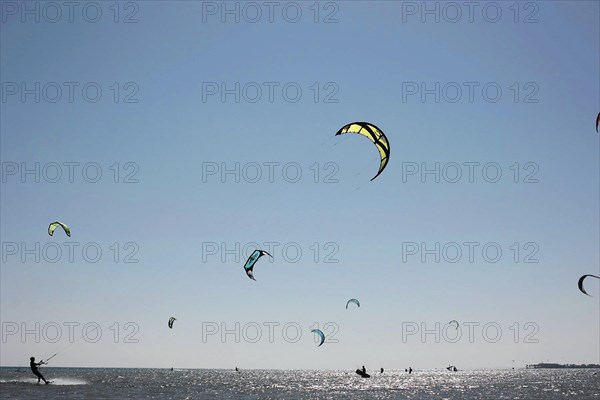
[355,369,370,378]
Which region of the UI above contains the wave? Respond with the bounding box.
[0,377,88,385]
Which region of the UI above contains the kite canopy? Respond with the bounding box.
[335,122,390,181]
[346,298,360,309]
[48,221,71,237]
[168,317,176,329]
[578,274,599,296]
[311,329,325,347]
[596,113,599,133]
[243,250,272,281]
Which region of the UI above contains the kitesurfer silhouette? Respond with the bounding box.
[29,357,49,384]
[361,365,366,374]
[409,367,413,374]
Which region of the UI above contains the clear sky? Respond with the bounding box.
[1,1,599,370]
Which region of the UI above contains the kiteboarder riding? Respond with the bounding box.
[30,357,49,384]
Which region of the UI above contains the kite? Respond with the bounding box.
[449,320,459,329]
[578,274,599,296]
[596,113,599,133]
[168,317,176,329]
[311,329,325,347]
[48,221,70,237]
[346,299,360,309]
[243,249,272,281]
[335,122,390,181]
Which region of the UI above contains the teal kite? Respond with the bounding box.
[243,250,272,281]
[311,329,325,347]
[346,299,360,309]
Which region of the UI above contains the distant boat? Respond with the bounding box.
[355,369,370,378]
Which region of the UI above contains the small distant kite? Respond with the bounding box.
[48,221,70,237]
[311,329,325,347]
[596,113,599,133]
[449,320,459,329]
[168,317,176,329]
[243,249,272,281]
[346,298,360,309]
[335,122,390,181]
[578,274,599,296]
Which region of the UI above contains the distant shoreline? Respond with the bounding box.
[525,363,600,369]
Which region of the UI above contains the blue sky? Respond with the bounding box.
[1,1,599,369]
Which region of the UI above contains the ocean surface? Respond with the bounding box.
[1,368,598,399]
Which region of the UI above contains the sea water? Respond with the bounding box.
[1,367,598,399]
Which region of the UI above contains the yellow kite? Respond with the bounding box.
[335,122,390,181]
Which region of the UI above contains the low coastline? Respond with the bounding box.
[525,363,600,369]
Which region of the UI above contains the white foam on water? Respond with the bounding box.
[49,378,88,385]
[1,377,88,385]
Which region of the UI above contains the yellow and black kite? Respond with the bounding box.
[335,122,390,181]
[48,221,71,237]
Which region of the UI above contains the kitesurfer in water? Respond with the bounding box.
[235,367,239,372]
[409,367,413,374]
[361,366,366,374]
[29,357,49,384]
